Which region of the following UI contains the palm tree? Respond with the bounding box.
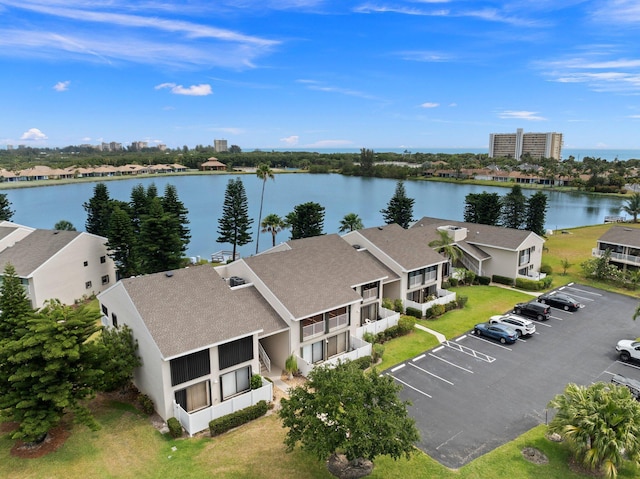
[255,163,275,254]
[338,213,364,233]
[548,382,640,478]
[261,213,286,248]
[428,229,462,264]
[622,192,640,223]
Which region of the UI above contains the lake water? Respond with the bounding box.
[2,174,626,259]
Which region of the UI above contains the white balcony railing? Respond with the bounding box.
[173,379,273,436]
[405,289,456,316]
[328,313,348,331]
[362,287,378,300]
[355,307,400,339]
[592,248,640,265]
[302,320,325,339]
[296,336,372,377]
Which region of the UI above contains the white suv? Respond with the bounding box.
[489,314,536,338]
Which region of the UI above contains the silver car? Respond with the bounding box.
[489,314,536,338]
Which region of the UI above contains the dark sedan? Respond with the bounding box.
[537,292,582,311]
[473,322,518,344]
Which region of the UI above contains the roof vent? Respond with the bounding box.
[378,227,384,230]
[165,271,174,277]
[229,276,245,287]
[352,244,361,249]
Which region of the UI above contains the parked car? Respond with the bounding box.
[473,322,518,344]
[537,292,582,311]
[616,339,640,362]
[489,314,536,337]
[611,374,640,400]
[513,302,551,321]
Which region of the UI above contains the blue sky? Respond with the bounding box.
[1,0,639,151]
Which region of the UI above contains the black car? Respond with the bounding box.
[537,292,581,311]
[513,302,551,321]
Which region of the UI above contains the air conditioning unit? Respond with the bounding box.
[229,276,246,287]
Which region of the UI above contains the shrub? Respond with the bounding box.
[427,304,445,318]
[441,280,451,289]
[464,270,476,285]
[405,307,422,319]
[444,301,457,312]
[540,264,553,274]
[477,275,491,285]
[448,277,458,287]
[393,299,404,314]
[167,417,183,438]
[398,315,416,334]
[138,394,155,415]
[515,277,545,291]
[382,297,394,310]
[250,374,263,390]
[456,295,469,308]
[492,275,514,286]
[542,276,553,288]
[351,356,372,370]
[384,325,401,340]
[209,400,269,437]
[363,332,376,344]
[372,343,385,363]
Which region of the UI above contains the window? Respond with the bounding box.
[301,314,325,340]
[85,281,92,289]
[101,304,108,316]
[218,336,253,370]
[362,282,378,300]
[519,247,533,266]
[100,256,106,264]
[175,381,211,412]
[221,366,251,400]
[170,349,211,386]
[101,275,110,285]
[327,307,348,331]
[83,261,88,267]
[327,333,348,358]
[301,340,324,364]
[111,313,118,328]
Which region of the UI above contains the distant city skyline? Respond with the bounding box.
[0,1,639,150]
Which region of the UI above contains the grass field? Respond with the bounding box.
[3,221,640,478]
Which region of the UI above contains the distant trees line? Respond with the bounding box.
[2,145,640,190]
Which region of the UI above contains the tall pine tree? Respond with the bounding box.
[525,191,548,236]
[138,197,184,274]
[380,180,414,228]
[83,183,112,237]
[286,202,325,239]
[105,205,137,278]
[501,185,527,229]
[217,178,253,260]
[162,184,191,249]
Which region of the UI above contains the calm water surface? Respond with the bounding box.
[3,174,625,259]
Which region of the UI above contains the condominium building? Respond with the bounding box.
[214,139,228,153]
[489,128,563,160]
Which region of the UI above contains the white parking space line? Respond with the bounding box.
[455,335,467,342]
[433,346,445,353]
[390,374,432,398]
[564,285,603,296]
[602,370,616,376]
[409,362,454,385]
[534,321,553,328]
[428,352,474,373]
[414,354,426,361]
[443,339,496,362]
[617,361,640,371]
[516,337,527,342]
[436,430,463,450]
[468,334,513,351]
[391,364,406,373]
[550,315,563,321]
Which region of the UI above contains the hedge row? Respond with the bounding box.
[515,276,553,291]
[492,275,514,286]
[209,400,268,437]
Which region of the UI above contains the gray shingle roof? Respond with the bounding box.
[356,224,448,271]
[244,234,389,319]
[119,266,288,359]
[0,229,80,276]
[0,225,18,241]
[598,226,640,249]
[412,217,540,251]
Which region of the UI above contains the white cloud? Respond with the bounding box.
[155,83,212,96]
[629,115,640,119]
[590,1,640,24]
[212,127,244,135]
[448,103,457,107]
[498,110,546,121]
[280,135,299,145]
[296,79,378,100]
[420,102,439,108]
[20,128,48,141]
[53,80,70,92]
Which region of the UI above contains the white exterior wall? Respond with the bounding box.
[30,233,116,308]
[475,234,544,279]
[98,283,170,418]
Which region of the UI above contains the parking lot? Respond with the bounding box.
[385,284,640,468]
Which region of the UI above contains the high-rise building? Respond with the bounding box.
[214,139,228,153]
[489,128,563,160]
